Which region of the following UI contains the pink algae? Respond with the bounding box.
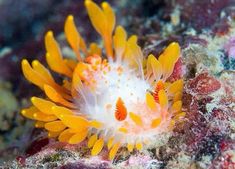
[187,72,221,95]
[25,138,49,156]
[167,58,184,82]
[16,156,26,167]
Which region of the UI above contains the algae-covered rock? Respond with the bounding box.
[0,80,18,148]
[1,0,235,168]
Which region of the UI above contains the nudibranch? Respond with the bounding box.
[21,0,184,160]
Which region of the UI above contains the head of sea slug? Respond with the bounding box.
[20,0,184,160]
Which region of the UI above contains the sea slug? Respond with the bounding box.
[21,0,184,160]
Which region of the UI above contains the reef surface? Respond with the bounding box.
[0,0,235,168]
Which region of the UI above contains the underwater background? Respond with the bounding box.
[0,0,235,168]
